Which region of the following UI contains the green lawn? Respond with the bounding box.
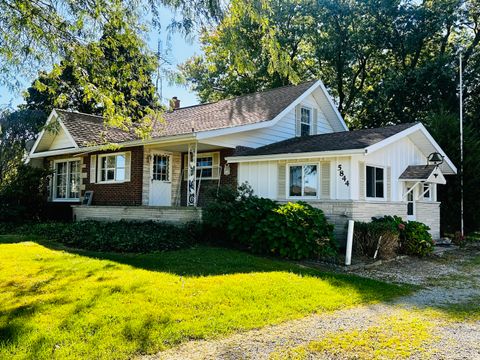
[0,236,409,359]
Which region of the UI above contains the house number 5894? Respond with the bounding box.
[337,164,350,187]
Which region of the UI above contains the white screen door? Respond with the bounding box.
[149,153,172,206]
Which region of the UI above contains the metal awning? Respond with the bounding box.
[399,165,446,184]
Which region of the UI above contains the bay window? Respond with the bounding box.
[288,164,318,197]
[53,159,81,201]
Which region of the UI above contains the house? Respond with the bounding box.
[28,80,457,242]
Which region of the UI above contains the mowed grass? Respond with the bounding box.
[0,236,409,359]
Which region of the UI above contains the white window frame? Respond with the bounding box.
[300,106,312,136]
[183,151,220,180]
[98,152,128,183]
[365,164,386,201]
[151,152,172,182]
[52,158,81,202]
[423,183,431,201]
[286,163,320,199]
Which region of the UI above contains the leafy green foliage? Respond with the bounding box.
[254,202,336,260]
[0,109,46,184]
[24,12,161,138]
[402,221,435,257]
[371,216,434,258]
[0,221,199,253]
[203,184,336,260]
[426,112,480,234]
[0,165,51,222]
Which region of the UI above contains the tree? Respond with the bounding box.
[24,12,160,135]
[1,0,224,127]
[0,109,46,186]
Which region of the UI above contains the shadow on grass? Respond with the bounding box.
[0,234,412,303]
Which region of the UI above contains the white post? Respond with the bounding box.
[345,220,354,266]
[459,53,464,238]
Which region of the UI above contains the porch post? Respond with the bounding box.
[187,143,197,206]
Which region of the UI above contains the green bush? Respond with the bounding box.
[254,202,336,260]
[203,183,336,260]
[0,220,199,253]
[0,165,51,222]
[353,221,400,259]
[370,216,434,257]
[402,221,434,257]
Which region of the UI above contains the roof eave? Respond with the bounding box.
[28,132,197,159]
[226,148,365,163]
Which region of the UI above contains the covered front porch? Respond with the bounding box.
[140,141,236,208]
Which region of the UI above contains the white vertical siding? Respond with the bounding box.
[330,157,350,200]
[365,137,426,201]
[238,161,278,199]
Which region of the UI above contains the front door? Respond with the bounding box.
[149,153,172,206]
[407,187,415,221]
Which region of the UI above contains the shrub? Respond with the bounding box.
[254,202,336,260]
[401,221,434,257]
[353,221,400,260]
[202,183,277,246]
[353,216,434,258]
[203,183,336,260]
[0,165,51,222]
[0,220,199,253]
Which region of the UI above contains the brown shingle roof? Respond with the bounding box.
[55,110,137,146]
[233,123,419,156]
[399,165,436,180]
[55,81,318,146]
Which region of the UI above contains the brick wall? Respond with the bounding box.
[416,201,441,240]
[83,146,144,206]
[180,148,238,207]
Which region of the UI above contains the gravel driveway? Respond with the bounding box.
[144,244,480,360]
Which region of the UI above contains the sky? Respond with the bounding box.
[0,6,202,110]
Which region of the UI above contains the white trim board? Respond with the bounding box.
[365,123,457,175]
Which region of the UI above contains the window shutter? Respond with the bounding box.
[212,152,220,179]
[90,155,96,183]
[359,161,365,200]
[312,108,318,135]
[124,152,131,182]
[295,105,301,137]
[278,162,286,199]
[321,162,330,199]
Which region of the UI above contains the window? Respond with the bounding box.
[288,164,318,197]
[53,159,80,200]
[184,152,220,180]
[99,153,126,182]
[300,107,311,136]
[153,155,170,181]
[366,166,384,198]
[423,184,431,200]
[197,155,213,178]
